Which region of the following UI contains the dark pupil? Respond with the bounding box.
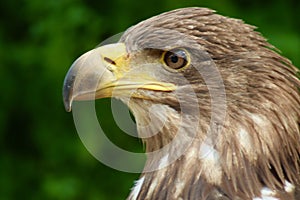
[170,54,179,63]
[164,49,187,69]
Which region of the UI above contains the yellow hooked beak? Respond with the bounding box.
[63,43,176,112]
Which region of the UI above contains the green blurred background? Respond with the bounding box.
[1,0,299,199]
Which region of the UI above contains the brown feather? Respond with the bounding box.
[122,7,300,200]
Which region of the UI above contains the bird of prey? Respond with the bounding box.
[63,7,300,200]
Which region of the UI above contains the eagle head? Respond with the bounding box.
[63,8,300,200]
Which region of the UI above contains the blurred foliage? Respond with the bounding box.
[0,0,299,199]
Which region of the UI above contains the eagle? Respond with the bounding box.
[63,7,300,200]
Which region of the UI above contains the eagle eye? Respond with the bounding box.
[162,48,189,70]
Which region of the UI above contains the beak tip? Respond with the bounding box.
[63,95,73,112]
[65,105,72,112]
[63,86,74,112]
[63,67,76,112]
[63,82,73,112]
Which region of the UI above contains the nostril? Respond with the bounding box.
[104,57,116,65]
